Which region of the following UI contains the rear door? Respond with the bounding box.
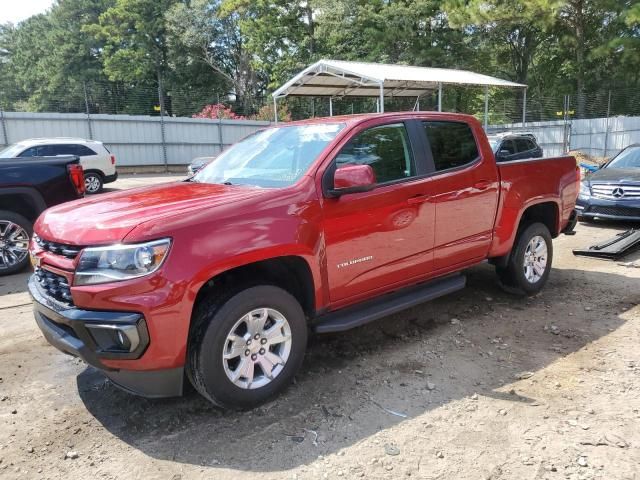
[322,120,435,303]
[419,120,500,271]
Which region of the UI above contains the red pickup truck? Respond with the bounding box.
[29,112,579,408]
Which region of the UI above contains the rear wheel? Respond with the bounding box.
[0,211,32,276]
[187,285,307,409]
[497,222,553,296]
[84,172,103,194]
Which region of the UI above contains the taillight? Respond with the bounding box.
[110,155,116,165]
[67,164,85,196]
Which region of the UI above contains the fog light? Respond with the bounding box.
[86,324,140,353]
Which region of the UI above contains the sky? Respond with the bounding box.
[0,0,55,24]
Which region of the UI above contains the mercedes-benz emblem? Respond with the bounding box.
[612,187,625,198]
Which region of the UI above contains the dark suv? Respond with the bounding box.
[488,133,544,162]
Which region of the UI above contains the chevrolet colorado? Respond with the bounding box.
[29,112,579,408]
[0,155,84,275]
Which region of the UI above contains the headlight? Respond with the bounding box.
[74,238,171,286]
[579,182,590,197]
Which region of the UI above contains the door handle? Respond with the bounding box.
[407,194,430,205]
[474,180,493,190]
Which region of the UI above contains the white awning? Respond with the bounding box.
[273,59,526,99]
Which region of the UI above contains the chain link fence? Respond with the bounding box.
[1,81,639,164]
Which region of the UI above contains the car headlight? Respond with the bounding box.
[579,182,590,197]
[74,239,171,286]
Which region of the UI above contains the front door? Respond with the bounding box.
[322,121,435,304]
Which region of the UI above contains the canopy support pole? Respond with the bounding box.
[329,97,333,116]
[522,88,527,127]
[438,83,442,112]
[378,83,385,113]
[484,86,489,130]
[273,96,278,124]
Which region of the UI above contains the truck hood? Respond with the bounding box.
[35,181,270,245]
[588,168,640,184]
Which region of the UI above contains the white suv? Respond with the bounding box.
[0,138,117,194]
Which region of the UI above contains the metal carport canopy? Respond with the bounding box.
[272,59,527,126]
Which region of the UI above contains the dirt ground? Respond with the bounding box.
[1,175,639,480]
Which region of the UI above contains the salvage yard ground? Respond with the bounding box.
[1,174,639,480]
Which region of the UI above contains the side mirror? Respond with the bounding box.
[498,149,511,158]
[328,164,376,197]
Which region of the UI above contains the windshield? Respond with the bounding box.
[607,146,640,169]
[488,138,500,152]
[0,144,26,158]
[193,123,345,188]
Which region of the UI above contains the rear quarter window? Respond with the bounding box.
[422,121,479,171]
[75,145,97,156]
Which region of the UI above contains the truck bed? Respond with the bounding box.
[490,155,579,258]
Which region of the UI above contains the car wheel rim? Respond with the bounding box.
[523,235,548,283]
[222,307,292,390]
[0,221,29,270]
[85,175,100,193]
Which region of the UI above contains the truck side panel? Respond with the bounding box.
[489,156,579,258]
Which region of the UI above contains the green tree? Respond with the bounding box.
[85,0,178,85]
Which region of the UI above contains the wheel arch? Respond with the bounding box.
[490,200,559,268]
[190,255,317,327]
[0,188,46,223]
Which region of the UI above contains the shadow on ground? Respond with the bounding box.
[77,263,637,472]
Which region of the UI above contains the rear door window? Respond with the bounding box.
[515,139,531,153]
[422,121,479,171]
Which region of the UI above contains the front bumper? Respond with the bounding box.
[29,275,183,398]
[576,196,640,221]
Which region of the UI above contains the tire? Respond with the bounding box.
[0,210,32,276]
[84,172,103,194]
[496,222,553,296]
[187,285,307,409]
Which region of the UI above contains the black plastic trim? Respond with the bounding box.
[29,275,149,365]
[105,367,184,398]
[313,274,466,333]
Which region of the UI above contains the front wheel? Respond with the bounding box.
[497,222,553,296]
[187,285,307,409]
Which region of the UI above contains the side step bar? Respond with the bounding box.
[313,274,466,334]
[573,228,640,259]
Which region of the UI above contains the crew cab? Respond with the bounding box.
[29,113,579,408]
[0,155,84,275]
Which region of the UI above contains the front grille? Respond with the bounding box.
[589,205,640,218]
[34,235,82,259]
[591,184,640,200]
[34,267,74,306]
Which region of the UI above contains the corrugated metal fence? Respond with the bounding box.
[0,112,270,167]
[2,111,639,166]
[489,115,640,159]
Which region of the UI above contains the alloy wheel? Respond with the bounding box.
[222,308,292,390]
[523,235,548,283]
[85,174,101,193]
[0,221,29,270]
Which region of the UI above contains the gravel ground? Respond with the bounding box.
[0,176,639,480]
